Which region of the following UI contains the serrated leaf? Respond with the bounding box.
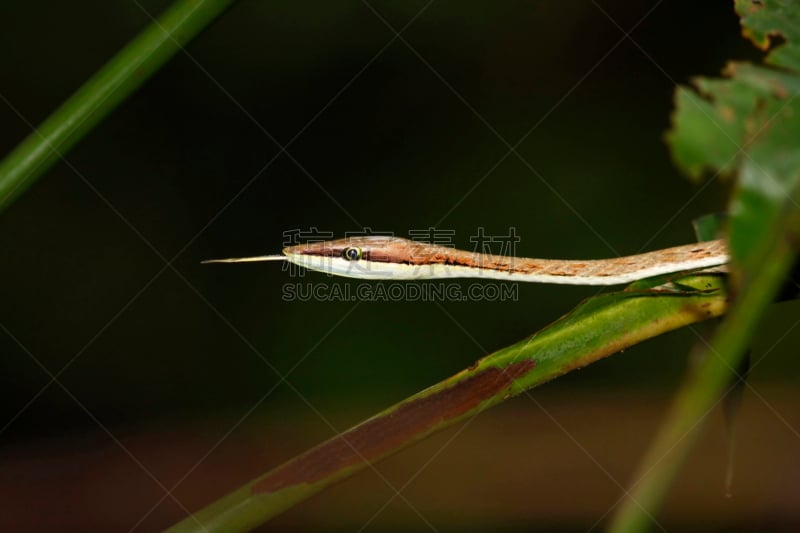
[666,87,745,179]
[669,1,800,266]
[614,4,800,530]
[735,0,800,68]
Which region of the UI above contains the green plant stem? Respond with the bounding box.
[167,275,729,532]
[609,226,799,532]
[0,0,236,213]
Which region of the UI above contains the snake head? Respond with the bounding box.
[283,236,445,279]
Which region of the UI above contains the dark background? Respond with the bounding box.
[2,1,799,531]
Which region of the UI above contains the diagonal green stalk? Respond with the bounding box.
[0,0,236,213]
[167,274,729,532]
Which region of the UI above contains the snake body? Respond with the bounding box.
[205,236,729,286]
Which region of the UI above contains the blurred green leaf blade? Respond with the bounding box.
[0,0,236,213]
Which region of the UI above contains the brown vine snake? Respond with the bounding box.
[203,236,729,286]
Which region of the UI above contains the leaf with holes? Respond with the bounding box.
[668,0,800,265]
[613,1,800,530]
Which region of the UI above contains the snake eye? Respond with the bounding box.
[343,246,362,261]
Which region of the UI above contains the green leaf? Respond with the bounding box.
[666,82,758,180]
[167,275,729,533]
[692,212,728,242]
[669,1,800,265]
[735,0,800,68]
[612,1,800,530]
